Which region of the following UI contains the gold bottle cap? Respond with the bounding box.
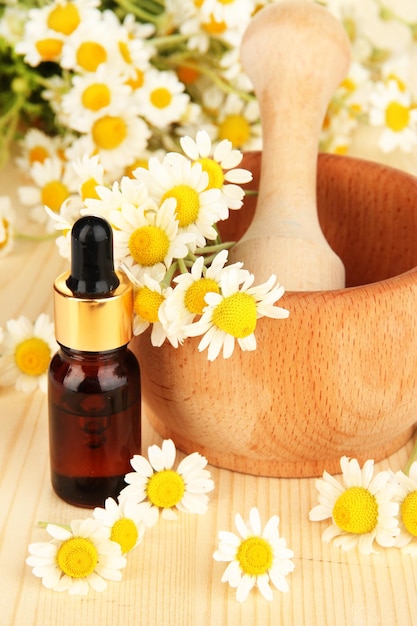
[53,271,133,352]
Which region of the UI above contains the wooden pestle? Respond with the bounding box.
[228,1,351,290]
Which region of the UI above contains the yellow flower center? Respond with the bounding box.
[126,69,144,91]
[212,292,257,338]
[218,114,250,149]
[92,116,127,150]
[110,518,139,554]
[57,537,99,578]
[401,490,417,536]
[14,337,51,376]
[125,158,148,178]
[35,38,63,62]
[146,469,185,509]
[41,180,70,212]
[128,225,170,266]
[236,537,273,576]
[202,15,227,35]
[81,84,111,111]
[332,486,378,534]
[134,287,164,323]
[385,101,410,132]
[162,185,200,228]
[185,278,220,315]
[197,158,224,190]
[47,2,80,35]
[80,178,100,201]
[29,145,49,164]
[76,42,107,72]
[150,87,173,110]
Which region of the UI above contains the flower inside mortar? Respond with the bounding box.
[119,438,214,526]
[213,507,295,602]
[309,456,400,554]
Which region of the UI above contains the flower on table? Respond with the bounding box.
[309,456,400,554]
[213,507,295,602]
[120,438,214,527]
[93,495,146,555]
[26,518,126,596]
[0,313,57,393]
[392,462,417,555]
[185,269,289,361]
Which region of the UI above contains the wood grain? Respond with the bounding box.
[2,159,417,626]
[133,153,417,477]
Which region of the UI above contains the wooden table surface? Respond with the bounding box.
[1,159,417,626]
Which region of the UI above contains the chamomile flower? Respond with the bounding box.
[135,68,190,128]
[26,517,126,595]
[121,267,175,347]
[84,108,151,171]
[120,438,214,527]
[309,456,400,554]
[93,495,146,554]
[18,157,78,227]
[368,79,417,152]
[0,313,57,393]
[110,196,195,280]
[179,130,252,213]
[164,250,244,338]
[214,92,262,151]
[213,507,295,603]
[83,176,153,222]
[15,27,65,66]
[133,153,223,247]
[71,154,104,201]
[61,65,133,133]
[393,462,417,554]
[185,270,289,361]
[0,196,15,258]
[15,128,64,170]
[59,18,120,73]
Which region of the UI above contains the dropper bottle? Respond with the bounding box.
[48,215,141,508]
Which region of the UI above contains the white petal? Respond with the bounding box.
[236,574,255,602]
[257,574,274,601]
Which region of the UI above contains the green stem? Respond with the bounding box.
[113,0,162,23]
[194,241,235,255]
[15,232,56,242]
[403,435,417,475]
[177,257,188,274]
[160,260,178,288]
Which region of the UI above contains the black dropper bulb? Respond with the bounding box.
[66,216,120,296]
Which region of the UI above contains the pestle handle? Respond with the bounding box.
[229,1,351,290]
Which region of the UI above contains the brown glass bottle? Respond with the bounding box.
[49,216,141,508]
[48,345,140,508]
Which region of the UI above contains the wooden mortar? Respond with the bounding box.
[131,153,417,478]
